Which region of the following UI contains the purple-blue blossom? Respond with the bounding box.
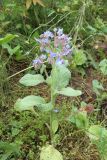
[53,108,59,113]
[43,31,54,38]
[33,28,72,67]
[50,52,57,58]
[33,59,42,65]
[56,58,64,65]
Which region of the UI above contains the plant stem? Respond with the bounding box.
[50,90,55,145]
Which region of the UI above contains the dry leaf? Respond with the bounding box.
[32,0,45,7]
[26,0,32,9]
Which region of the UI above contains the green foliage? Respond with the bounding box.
[19,74,45,86]
[88,125,107,160]
[36,102,52,112]
[14,95,45,112]
[0,34,18,45]
[0,141,21,160]
[92,79,104,95]
[47,65,71,91]
[14,95,53,112]
[56,87,82,97]
[72,49,87,66]
[2,43,21,56]
[52,119,58,134]
[68,107,89,130]
[99,59,107,76]
[40,145,63,160]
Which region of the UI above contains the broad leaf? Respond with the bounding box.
[99,59,107,75]
[75,112,89,129]
[92,80,104,95]
[56,87,82,97]
[73,49,87,66]
[40,145,63,160]
[0,34,18,45]
[68,110,89,129]
[37,102,52,112]
[88,125,107,160]
[19,74,45,86]
[47,65,71,91]
[14,95,45,112]
[88,125,107,142]
[0,141,21,160]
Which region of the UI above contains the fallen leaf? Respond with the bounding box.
[32,0,45,7]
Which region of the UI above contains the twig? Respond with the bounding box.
[7,66,33,80]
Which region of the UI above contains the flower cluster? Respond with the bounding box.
[33,28,72,67]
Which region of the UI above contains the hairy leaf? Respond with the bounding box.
[47,65,71,91]
[56,87,82,97]
[40,145,63,160]
[14,95,45,112]
[92,79,104,95]
[99,59,107,75]
[19,74,45,86]
[37,102,52,112]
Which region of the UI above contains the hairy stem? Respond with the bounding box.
[50,90,56,145]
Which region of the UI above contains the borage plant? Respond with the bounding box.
[14,28,82,160]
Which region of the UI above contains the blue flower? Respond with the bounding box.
[33,59,42,65]
[43,31,54,38]
[56,58,64,65]
[53,109,59,113]
[41,38,49,44]
[33,28,72,68]
[66,44,70,49]
[50,52,57,58]
[35,37,49,44]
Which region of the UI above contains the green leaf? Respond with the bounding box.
[2,44,20,56]
[2,44,13,55]
[0,141,21,160]
[52,120,58,134]
[56,87,82,97]
[47,65,71,91]
[14,95,45,112]
[75,112,89,129]
[73,49,87,66]
[40,64,46,74]
[37,102,53,112]
[40,145,63,160]
[101,26,107,34]
[14,95,52,112]
[92,80,104,95]
[99,59,107,75]
[68,110,89,129]
[19,74,45,86]
[88,126,107,160]
[88,125,107,142]
[0,34,18,45]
